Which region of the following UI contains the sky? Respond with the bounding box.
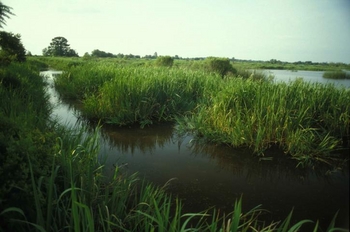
[3,0,350,63]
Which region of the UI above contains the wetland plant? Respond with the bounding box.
[323,70,350,79]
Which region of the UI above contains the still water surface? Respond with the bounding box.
[42,70,349,230]
[266,69,350,88]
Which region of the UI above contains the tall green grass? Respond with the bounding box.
[55,64,222,126]
[178,78,349,166]
[0,63,56,230]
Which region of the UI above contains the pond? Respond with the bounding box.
[41,70,349,230]
[265,69,350,88]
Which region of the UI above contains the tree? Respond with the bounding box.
[42,37,78,57]
[0,31,26,64]
[91,49,115,58]
[0,1,14,29]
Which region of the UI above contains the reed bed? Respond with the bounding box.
[52,60,350,165]
[56,64,222,126]
[178,78,350,166]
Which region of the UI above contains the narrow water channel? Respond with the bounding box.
[42,70,349,230]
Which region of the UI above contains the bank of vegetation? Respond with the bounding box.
[45,57,350,168]
[1,57,348,231]
[323,70,350,79]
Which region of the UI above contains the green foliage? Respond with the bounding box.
[91,49,116,58]
[0,31,26,64]
[32,56,85,70]
[155,55,174,67]
[0,63,55,229]
[54,64,215,125]
[42,36,78,57]
[178,78,350,166]
[205,57,237,77]
[25,58,49,71]
[233,60,350,71]
[0,1,14,28]
[235,68,270,81]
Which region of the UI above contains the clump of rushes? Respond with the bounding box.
[81,66,221,127]
[54,63,119,99]
[177,78,350,166]
[323,70,350,79]
[204,57,237,78]
[155,55,174,67]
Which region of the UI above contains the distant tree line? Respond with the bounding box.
[40,36,349,67]
[85,49,141,59]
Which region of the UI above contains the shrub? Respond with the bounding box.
[155,56,174,67]
[0,31,26,63]
[205,57,237,77]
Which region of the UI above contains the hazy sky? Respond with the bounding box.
[3,0,350,63]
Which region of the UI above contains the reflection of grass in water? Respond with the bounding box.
[98,122,175,154]
[186,138,348,183]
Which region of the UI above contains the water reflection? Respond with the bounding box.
[96,121,348,228]
[266,69,350,88]
[188,140,348,184]
[97,121,348,183]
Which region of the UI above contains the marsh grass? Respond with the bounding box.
[51,59,350,165]
[58,65,222,126]
[323,70,350,79]
[177,78,350,166]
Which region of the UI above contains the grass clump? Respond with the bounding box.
[56,64,220,126]
[155,55,174,67]
[177,78,350,166]
[204,57,237,78]
[323,70,350,79]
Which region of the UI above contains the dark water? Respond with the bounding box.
[42,70,350,230]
